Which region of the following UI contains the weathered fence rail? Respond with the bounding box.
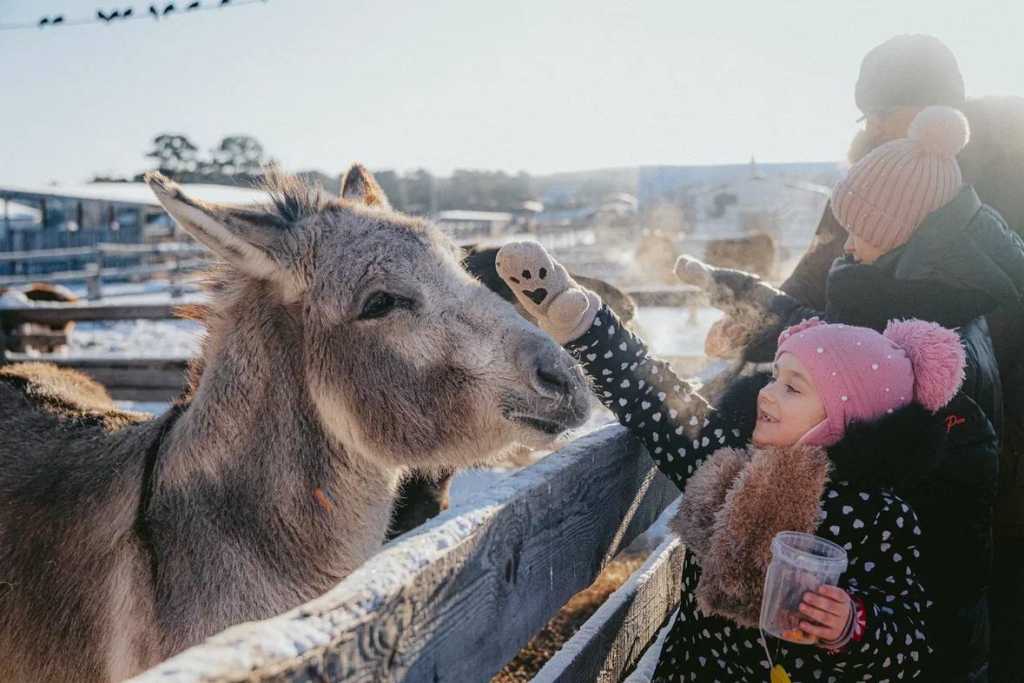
[130,425,679,682]
[535,534,685,682]
[2,354,190,401]
[0,242,209,297]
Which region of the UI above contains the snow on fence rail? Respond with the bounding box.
[129,425,679,683]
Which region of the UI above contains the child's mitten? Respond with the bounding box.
[674,254,786,328]
[495,241,602,344]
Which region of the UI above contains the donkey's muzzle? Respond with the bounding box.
[514,335,590,430]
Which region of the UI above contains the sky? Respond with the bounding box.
[2,0,1023,185]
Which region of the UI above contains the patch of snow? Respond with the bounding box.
[115,401,172,416]
[635,305,722,358]
[69,319,203,358]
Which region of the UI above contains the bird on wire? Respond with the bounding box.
[123,7,134,17]
[163,2,176,15]
[148,4,160,18]
[187,1,200,9]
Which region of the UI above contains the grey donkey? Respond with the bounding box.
[0,166,591,682]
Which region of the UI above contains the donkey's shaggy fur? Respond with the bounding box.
[0,167,590,682]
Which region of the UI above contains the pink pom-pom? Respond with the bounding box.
[908,106,970,158]
[883,319,965,411]
[778,317,824,345]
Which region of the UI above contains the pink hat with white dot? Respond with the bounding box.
[775,318,966,447]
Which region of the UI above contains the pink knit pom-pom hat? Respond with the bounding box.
[831,105,970,253]
[776,318,966,447]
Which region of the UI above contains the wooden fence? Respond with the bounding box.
[129,425,685,682]
[0,242,208,298]
[0,301,191,400]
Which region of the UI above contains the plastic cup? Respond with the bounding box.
[759,531,848,644]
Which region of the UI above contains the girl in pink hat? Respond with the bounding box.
[496,241,972,682]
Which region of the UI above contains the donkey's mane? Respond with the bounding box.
[258,166,333,224]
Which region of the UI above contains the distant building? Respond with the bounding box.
[434,210,515,243]
[0,182,265,274]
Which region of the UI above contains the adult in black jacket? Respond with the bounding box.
[760,36,1024,680]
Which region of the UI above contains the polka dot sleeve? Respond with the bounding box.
[829,496,929,679]
[566,305,747,492]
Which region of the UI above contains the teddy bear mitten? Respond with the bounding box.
[495,241,602,344]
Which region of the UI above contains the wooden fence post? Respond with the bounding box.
[86,250,103,300]
[169,252,183,298]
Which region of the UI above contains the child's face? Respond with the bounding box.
[843,233,887,264]
[753,353,827,447]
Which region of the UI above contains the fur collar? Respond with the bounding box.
[670,443,830,627]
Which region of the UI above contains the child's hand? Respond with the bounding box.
[797,585,852,644]
[674,254,785,327]
[496,241,602,344]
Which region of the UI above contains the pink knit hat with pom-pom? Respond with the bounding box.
[776,318,965,447]
[831,105,969,252]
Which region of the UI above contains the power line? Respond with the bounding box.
[0,0,269,32]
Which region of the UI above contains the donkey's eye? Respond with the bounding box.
[358,292,405,320]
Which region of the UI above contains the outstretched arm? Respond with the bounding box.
[674,255,821,362]
[496,242,747,491]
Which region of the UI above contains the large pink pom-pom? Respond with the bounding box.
[777,317,824,346]
[908,106,970,158]
[883,319,966,411]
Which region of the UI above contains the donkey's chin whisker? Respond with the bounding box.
[506,413,566,436]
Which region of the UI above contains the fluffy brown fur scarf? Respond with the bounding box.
[670,443,831,627]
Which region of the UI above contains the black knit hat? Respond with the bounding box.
[855,35,965,113]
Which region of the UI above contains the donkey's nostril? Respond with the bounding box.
[535,358,572,396]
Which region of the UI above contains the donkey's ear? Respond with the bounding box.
[145,172,301,294]
[340,163,391,209]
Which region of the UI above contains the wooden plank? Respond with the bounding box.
[70,366,186,390]
[4,355,189,369]
[0,302,182,325]
[105,386,182,402]
[129,425,679,683]
[3,356,189,399]
[534,536,685,683]
[0,247,97,263]
[0,258,209,288]
[97,242,207,257]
